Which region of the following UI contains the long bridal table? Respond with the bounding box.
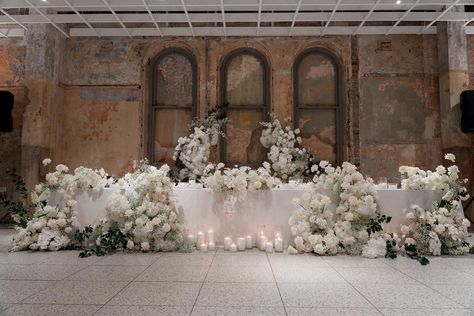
[74,186,438,247]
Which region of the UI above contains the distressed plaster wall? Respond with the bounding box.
[358,35,443,182]
[0,33,471,195]
[0,38,25,186]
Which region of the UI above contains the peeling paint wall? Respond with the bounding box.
[0,33,471,192]
[358,35,443,182]
[0,39,26,186]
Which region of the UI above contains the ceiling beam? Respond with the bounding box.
[0,11,472,25]
[102,0,131,37]
[321,0,342,36]
[63,0,100,37]
[256,0,263,36]
[141,0,163,37]
[70,25,437,37]
[180,0,194,37]
[24,0,69,37]
[0,8,27,30]
[386,0,422,35]
[353,0,382,35]
[422,0,460,33]
[220,0,226,36]
[289,0,303,36]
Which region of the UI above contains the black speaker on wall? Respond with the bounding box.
[0,91,14,133]
[461,90,474,133]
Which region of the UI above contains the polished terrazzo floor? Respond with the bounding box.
[0,228,473,316]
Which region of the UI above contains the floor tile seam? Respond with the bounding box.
[91,252,164,316]
[266,252,289,316]
[324,258,385,315]
[388,264,472,308]
[189,250,217,316]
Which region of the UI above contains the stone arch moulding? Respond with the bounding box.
[218,47,271,166]
[292,46,346,165]
[144,46,198,165]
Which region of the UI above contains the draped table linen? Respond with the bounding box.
[73,186,437,248]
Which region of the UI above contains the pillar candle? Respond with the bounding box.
[265,241,274,253]
[224,237,232,251]
[245,235,253,249]
[274,237,283,252]
[207,230,214,243]
[197,232,205,245]
[230,243,237,252]
[200,243,208,252]
[257,232,263,249]
[259,235,267,251]
[208,241,216,251]
[187,234,196,244]
[237,237,246,251]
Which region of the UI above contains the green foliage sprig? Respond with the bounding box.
[367,214,392,236]
[0,169,31,228]
[405,243,430,265]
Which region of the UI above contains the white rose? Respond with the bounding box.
[344,212,354,221]
[162,223,171,233]
[444,153,455,162]
[42,158,52,166]
[405,238,416,245]
[287,245,299,255]
[141,241,150,251]
[462,218,471,228]
[126,240,135,249]
[314,243,325,254]
[400,225,410,235]
[434,224,445,235]
[358,230,369,241]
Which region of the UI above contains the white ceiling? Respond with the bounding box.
[1,0,474,38]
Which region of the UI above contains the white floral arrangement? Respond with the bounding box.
[288,192,339,255]
[288,161,395,258]
[260,114,310,180]
[398,154,471,256]
[173,106,226,181]
[103,161,185,252]
[202,162,281,216]
[12,160,109,251]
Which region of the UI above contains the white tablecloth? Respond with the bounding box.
[74,186,437,247]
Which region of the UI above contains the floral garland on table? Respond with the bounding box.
[399,154,471,257]
[173,104,227,182]
[11,159,109,251]
[288,161,396,259]
[201,162,281,216]
[260,114,311,181]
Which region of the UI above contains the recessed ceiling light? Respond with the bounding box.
[396,0,401,4]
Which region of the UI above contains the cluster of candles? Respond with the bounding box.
[188,230,283,253]
[187,230,216,252]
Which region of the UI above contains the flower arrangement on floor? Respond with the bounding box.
[260,114,311,180]
[399,154,471,257]
[5,159,189,256]
[10,160,109,251]
[77,160,187,256]
[288,161,396,259]
[173,104,227,182]
[201,162,281,216]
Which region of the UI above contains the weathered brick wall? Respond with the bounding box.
[0,35,457,185]
[0,38,26,186]
[358,35,442,182]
